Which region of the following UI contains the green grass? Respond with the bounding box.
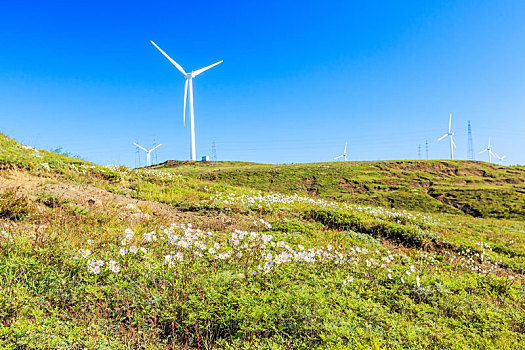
[1,132,524,349]
[156,160,525,220]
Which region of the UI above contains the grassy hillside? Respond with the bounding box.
[155,160,525,220]
[1,133,524,349]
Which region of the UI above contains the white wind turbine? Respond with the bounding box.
[134,142,162,167]
[334,142,348,161]
[478,137,497,163]
[150,41,223,161]
[437,114,456,160]
[495,153,506,165]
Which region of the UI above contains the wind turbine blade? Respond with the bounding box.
[133,143,148,153]
[449,114,452,133]
[344,142,347,154]
[479,149,487,154]
[438,134,448,141]
[334,155,343,160]
[192,60,223,77]
[183,79,188,126]
[150,41,186,75]
[150,144,163,152]
[451,137,456,148]
[488,136,491,148]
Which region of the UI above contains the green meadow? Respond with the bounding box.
[1,133,524,349]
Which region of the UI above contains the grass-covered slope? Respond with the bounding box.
[155,160,525,220]
[1,132,524,349]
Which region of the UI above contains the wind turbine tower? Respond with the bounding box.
[150,41,223,161]
[134,142,163,167]
[438,114,456,160]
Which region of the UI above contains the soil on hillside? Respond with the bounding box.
[0,169,186,219]
[0,169,247,237]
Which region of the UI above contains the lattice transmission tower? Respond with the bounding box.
[152,138,158,165]
[211,140,218,166]
[467,120,474,160]
[134,139,141,168]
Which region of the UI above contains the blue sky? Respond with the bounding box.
[1,1,524,166]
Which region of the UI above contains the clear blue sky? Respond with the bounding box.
[1,1,524,166]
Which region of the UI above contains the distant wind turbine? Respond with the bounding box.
[334,142,348,161]
[438,114,456,160]
[495,153,506,165]
[134,142,162,167]
[150,41,223,161]
[478,137,497,163]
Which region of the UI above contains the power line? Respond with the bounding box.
[213,130,445,147]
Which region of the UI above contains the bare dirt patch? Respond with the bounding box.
[0,170,187,222]
[338,178,368,194]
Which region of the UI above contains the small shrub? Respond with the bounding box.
[38,194,66,208]
[477,275,515,297]
[342,230,381,246]
[305,208,448,249]
[101,170,122,182]
[271,218,322,236]
[72,204,87,216]
[0,190,34,220]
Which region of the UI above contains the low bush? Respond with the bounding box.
[342,230,381,246]
[304,208,448,249]
[0,190,34,220]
